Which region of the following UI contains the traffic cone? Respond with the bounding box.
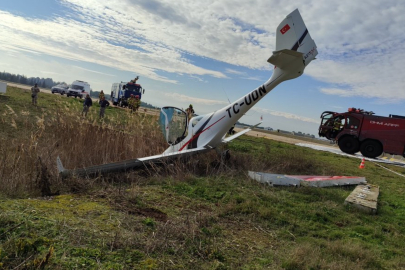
[359,158,365,169]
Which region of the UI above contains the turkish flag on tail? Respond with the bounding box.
[280,24,290,35]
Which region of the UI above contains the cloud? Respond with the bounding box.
[225,68,246,75]
[0,9,226,84]
[253,107,318,124]
[188,75,206,82]
[72,66,116,77]
[242,76,263,81]
[1,0,405,104]
[308,48,405,101]
[320,88,354,97]
[164,92,228,106]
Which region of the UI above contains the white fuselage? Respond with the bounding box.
[163,8,318,154]
[164,63,310,154]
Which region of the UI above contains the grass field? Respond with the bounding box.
[1,86,405,269]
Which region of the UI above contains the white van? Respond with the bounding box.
[67,80,91,99]
[110,82,126,105]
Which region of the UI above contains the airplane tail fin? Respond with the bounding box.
[268,9,317,70]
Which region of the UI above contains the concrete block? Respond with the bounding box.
[344,184,379,214]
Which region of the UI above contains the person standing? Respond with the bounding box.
[186,104,195,121]
[82,94,93,117]
[99,96,110,118]
[128,94,135,112]
[134,95,141,112]
[31,83,40,106]
[99,90,105,101]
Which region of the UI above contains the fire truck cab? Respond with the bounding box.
[319,108,405,158]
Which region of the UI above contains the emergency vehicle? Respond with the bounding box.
[319,108,405,158]
[110,81,145,107]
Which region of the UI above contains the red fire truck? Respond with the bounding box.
[319,108,405,158]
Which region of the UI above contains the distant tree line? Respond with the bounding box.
[0,71,65,89]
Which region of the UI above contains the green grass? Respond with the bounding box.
[0,86,157,134]
[1,86,405,269]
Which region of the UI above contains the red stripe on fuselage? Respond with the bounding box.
[179,116,226,151]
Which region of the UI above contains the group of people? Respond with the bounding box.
[81,90,110,118]
[30,83,140,118]
[29,84,200,121]
[81,90,141,118]
[29,83,109,118]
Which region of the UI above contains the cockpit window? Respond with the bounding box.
[159,107,187,145]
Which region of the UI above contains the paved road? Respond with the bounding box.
[1,80,52,94]
[234,127,336,148]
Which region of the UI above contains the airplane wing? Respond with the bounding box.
[58,147,211,179]
[222,122,262,143]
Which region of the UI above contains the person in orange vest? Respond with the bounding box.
[99,90,105,101]
[134,95,141,112]
[128,94,136,113]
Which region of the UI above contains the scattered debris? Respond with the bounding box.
[344,184,379,214]
[249,171,300,186]
[248,171,367,187]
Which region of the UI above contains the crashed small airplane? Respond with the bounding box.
[58,9,318,178]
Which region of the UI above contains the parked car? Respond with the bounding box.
[51,84,69,95]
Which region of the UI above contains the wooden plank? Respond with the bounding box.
[344,184,379,214]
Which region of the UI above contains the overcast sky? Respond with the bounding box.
[1,0,404,135]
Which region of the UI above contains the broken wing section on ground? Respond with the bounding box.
[57,147,211,178]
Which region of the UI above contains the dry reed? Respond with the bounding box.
[0,101,167,197]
